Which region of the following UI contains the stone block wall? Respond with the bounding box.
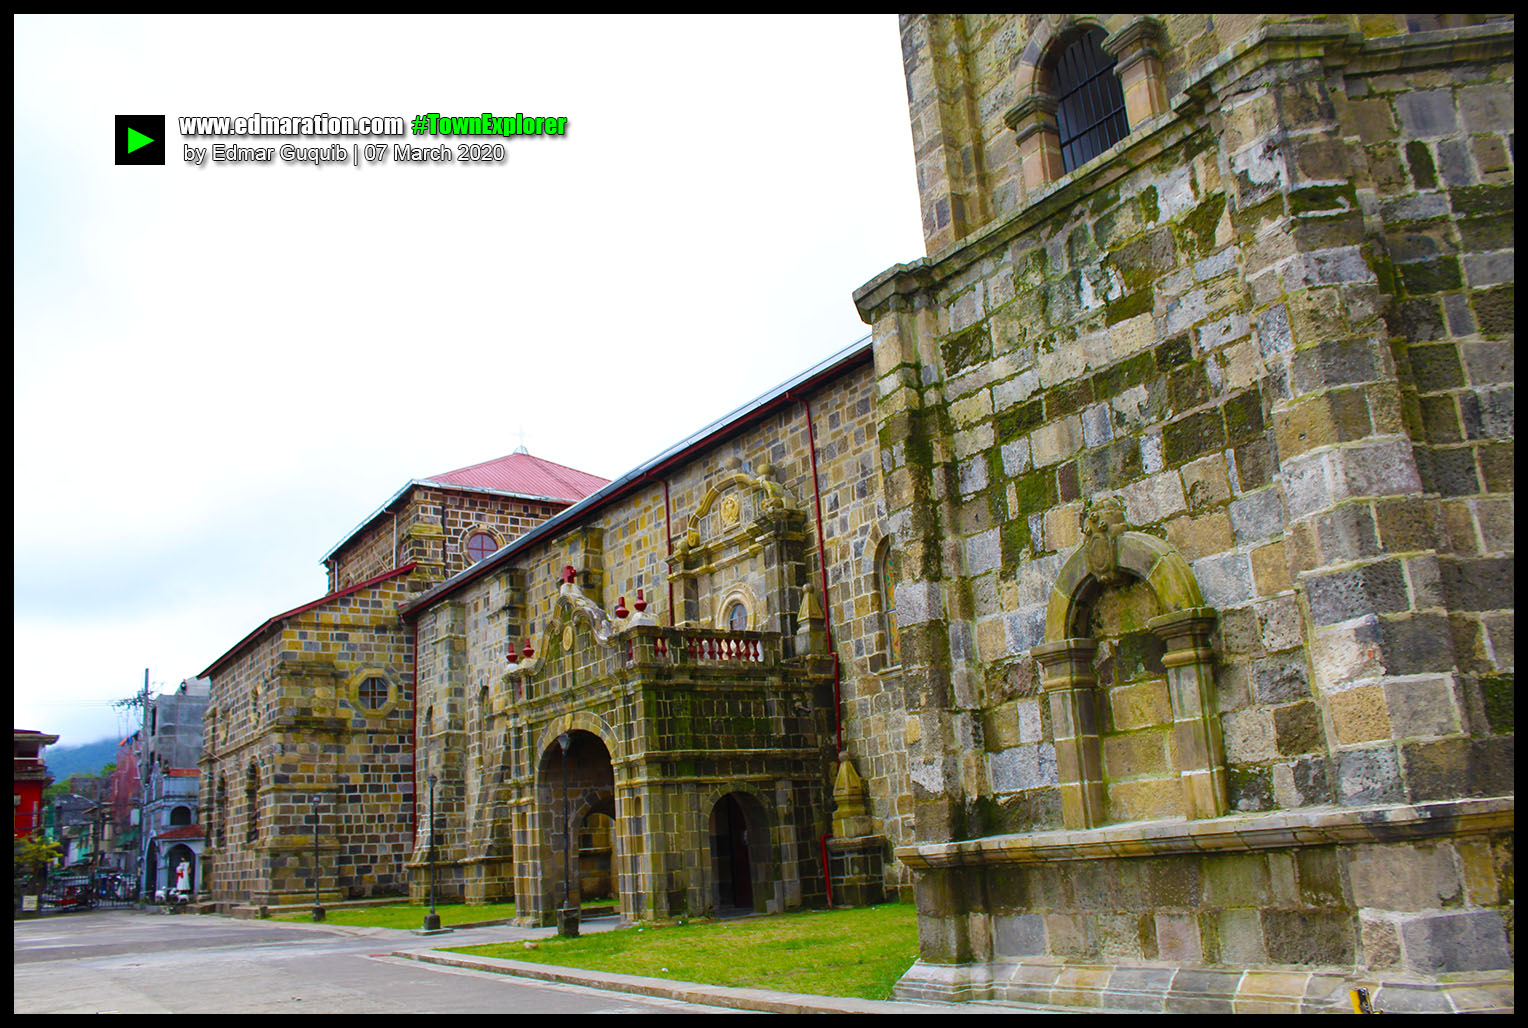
[406,356,923,910]
[202,572,416,908]
[901,13,1514,255]
[328,486,566,592]
[861,12,1513,1009]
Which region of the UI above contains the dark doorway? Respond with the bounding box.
[711,793,753,911]
[535,729,616,917]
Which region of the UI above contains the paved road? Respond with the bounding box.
[13,910,739,1013]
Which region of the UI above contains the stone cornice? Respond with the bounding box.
[852,19,1516,324]
[852,259,936,324]
[896,796,1514,869]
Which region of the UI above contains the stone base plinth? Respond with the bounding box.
[827,834,886,908]
[894,959,1513,1014]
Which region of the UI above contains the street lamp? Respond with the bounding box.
[423,773,440,932]
[557,733,579,938]
[310,795,324,922]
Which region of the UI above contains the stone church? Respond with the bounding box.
[199,13,1513,1013]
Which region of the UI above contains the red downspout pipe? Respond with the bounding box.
[794,394,841,753]
[663,478,675,626]
[794,393,840,908]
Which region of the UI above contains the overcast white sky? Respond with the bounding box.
[13,14,925,748]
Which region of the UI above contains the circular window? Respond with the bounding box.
[726,601,749,632]
[466,531,498,563]
[358,676,389,710]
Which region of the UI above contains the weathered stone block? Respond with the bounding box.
[1191,551,1254,608]
[1155,912,1202,962]
[1383,678,1462,740]
[1227,488,1284,545]
[1304,559,1410,626]
[993,912,1047,956]
[1398,910,1513,974]
[1272,701,1322,756]
[1162,408,1226,466]
[1261,909,1354,967]
[1325,745,1397,814]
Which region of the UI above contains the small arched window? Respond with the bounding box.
[1052,27,1129,173]
[170,805,192,826]
[725,601,749,633]
[244,764,259,842]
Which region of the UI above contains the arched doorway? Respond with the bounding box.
[145,843,159,896]
[709,791,768,914]
[165,843,197,895]
[535,729,616,919]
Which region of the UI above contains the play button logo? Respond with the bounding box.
[115,115,165,165]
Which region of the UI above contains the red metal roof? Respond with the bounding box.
[422,450,608,501]
[155,825,206,841]
[165,769,200,778]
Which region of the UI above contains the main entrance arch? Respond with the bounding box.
[534,728,616,921]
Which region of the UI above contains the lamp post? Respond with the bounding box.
[557,733,579,938]
[423,773,440,932]
[310,795,324,922]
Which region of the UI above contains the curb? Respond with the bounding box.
[389,949,1003,1014]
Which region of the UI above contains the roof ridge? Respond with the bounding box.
[427,449,608,483]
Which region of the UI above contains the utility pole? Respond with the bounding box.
[138,669,149,898]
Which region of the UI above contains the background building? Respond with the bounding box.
[13,730,59,839]
[199,451,607,909]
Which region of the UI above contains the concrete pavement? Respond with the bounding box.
[18,909,1076,1014]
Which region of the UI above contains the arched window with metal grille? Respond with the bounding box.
[1052,27,1129,173]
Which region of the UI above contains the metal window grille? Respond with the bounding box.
[1053,28,1129,173]
[359,676,389,709]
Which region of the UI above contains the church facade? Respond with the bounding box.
[197,13,1511,1013]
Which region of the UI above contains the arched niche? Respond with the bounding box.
[667,462,807,635]
[1030,499,1226,829]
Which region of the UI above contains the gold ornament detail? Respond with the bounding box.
[720,495,741,527]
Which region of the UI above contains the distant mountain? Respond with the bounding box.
[42,737,122,781]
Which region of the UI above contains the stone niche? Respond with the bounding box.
[1031,498,1228,830]
[667,461,809,641]
[895,499,1514,1012]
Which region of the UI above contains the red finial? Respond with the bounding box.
[522,638,534,658]
[561,564,577,584]
[634,589,647,613]
[615,596,629,618]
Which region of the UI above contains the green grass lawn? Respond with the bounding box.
[446,903,919,1001]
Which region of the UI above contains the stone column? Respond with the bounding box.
[1004,94,1064,203]
[1103,17,1168,128]
[1031,638,1104,829]
[1147,607,1228,820]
